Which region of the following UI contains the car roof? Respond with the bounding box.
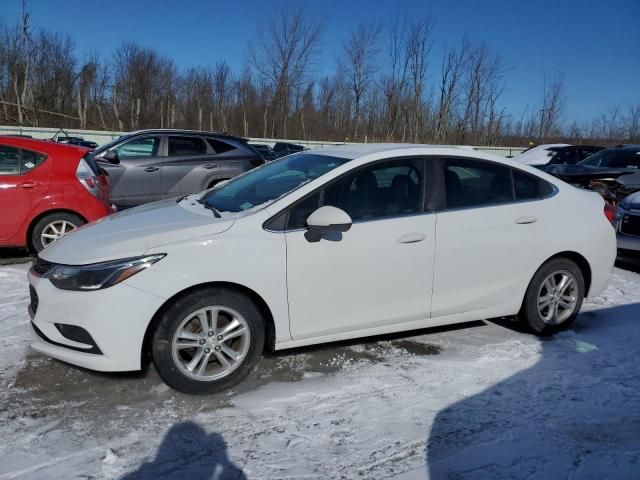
[0,136,88,155]
[309,143,491,160]
[129,128,246,141]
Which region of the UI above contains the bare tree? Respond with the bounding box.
[405,18,433,142]
[340,22,380,140]
[434,37,471,143]
[249,5,322,138]
[538,72,566,140]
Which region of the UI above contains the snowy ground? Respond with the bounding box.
[1,262,640,479]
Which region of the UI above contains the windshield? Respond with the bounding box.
[579,149,640,168]
[201,152,350,213]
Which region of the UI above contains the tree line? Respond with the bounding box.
[1,3,639,146]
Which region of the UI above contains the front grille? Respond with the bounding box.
[621,214,640,237]
[29,285,39,314]
[31,257,56,277]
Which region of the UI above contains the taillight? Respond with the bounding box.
[604,203,615,224]
[76,158,104,199]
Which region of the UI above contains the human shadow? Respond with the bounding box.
[122,421,246,480]
[427,303,640,479]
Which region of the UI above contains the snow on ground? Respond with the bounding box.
[0,263,639,479]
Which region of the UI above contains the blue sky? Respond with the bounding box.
[3,0,639,123]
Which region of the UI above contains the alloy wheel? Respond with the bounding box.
[171,306,251,381]
[40,220,78,248]
[537,270,579,325]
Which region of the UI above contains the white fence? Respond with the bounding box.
[0,125,527,158]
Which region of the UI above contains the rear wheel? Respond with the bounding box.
[151,288,265,394]
[31,212,85,253]
[519,258,585,334]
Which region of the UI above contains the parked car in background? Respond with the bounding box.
[273,141,305,158]
[92,129,265,208]
[614,191,640,266]
[514,144,570,165]
[514,144,603,169]
[29,144,615,394]
[545,146,640,202]
[0,137,113,252]
[249,143,277,161]
[55,136,99,150]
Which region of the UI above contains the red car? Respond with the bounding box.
[0,137,114,252]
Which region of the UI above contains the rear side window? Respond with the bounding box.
[512,169,556,200]
[168,136,207,156]
[443,160,513,209]
[207,138,236,154]
[21,149,47,173]
[0,146,46,175]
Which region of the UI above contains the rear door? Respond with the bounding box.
[0,145,48,242]
[101,135,163,207]
[431,158,548,317]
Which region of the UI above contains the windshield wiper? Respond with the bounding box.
[196,197,221,218]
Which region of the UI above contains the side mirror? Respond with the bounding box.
[102,150,120,164]
[305,206,352,242]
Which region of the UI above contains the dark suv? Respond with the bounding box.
[93,129,264,208]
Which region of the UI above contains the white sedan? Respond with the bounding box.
[28,144,616,394]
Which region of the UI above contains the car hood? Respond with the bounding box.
[39,197,237,265]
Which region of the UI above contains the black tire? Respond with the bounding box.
[151,287,265,394]
[519,257,585,335]
[31,212,85,253]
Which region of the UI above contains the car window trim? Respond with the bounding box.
[433,155,558,213]
[263,155,433,233]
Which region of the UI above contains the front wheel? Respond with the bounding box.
[151,288,265,394]
[519,258,585,334]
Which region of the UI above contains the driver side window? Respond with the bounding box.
[114,136,161,160]
[286,159,424,230]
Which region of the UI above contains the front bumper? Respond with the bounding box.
[28,269,165,372]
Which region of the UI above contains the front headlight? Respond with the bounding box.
[48,254,165,291]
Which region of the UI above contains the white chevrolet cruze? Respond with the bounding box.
[28,145,616,394]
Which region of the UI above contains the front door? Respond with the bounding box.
[284,158,437,340]
[102,135,163,207]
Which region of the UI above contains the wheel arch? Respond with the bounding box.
[141,281,276,367]
[538,251,592,296]
[26,209,87,251]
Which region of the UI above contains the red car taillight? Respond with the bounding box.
[604,203,615,224]
[76,158,107,201]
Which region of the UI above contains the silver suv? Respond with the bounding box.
[93,129,264,208]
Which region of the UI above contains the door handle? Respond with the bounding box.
[204,164,219,169]
[144,166,160,172]
[515,216,538,224]
[17,181,41,189]
[397,232,428,244]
